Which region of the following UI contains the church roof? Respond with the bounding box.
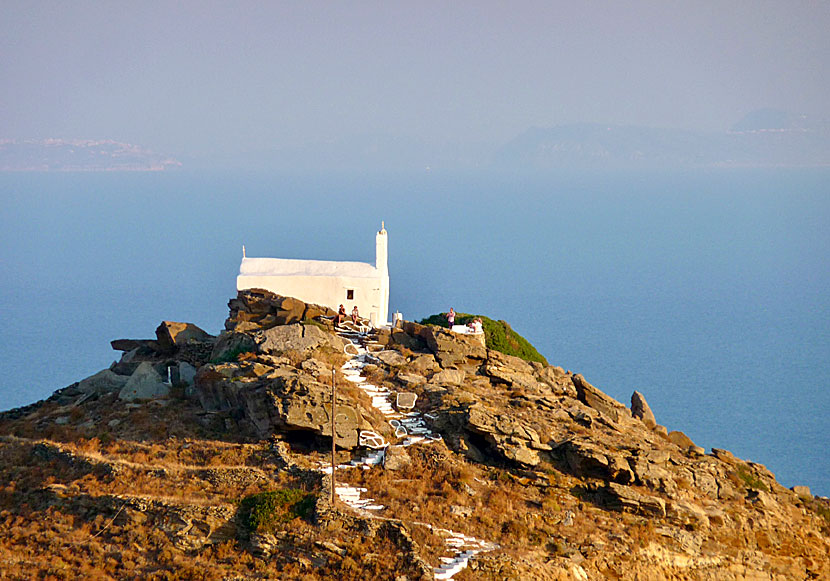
[239,257,379,278]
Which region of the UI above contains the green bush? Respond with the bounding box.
[418,312,548,365]
[210,346,250,364]
[734,466,768,492]
[239,489,316,533]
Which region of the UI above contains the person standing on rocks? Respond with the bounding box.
[447,308,455,329]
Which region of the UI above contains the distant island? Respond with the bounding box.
[0,138,181,172]
[494,112,830,169]
[4,109,828,171]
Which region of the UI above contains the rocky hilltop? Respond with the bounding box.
[0,289,827,580]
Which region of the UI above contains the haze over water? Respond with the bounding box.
[1,168,827,495]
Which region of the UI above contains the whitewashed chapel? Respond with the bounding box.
[237,224,390,326]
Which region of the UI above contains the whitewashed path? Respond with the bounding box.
[321,325,498,580]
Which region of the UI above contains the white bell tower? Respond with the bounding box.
[375,222,389,325]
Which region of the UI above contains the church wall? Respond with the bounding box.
[237,274,386,325]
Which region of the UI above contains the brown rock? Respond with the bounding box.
[418,325,487,368]
[667,430,697,450]
[432,369,465,386]
[209,332,257,363]
[602,482,666,517]
[407,354,440,375]
[376,350,407,368]
[390,329,427,352]
[224,289,337,331]
[562,439,633,483]
[155,321,214,353]
[396,373,426,388]
[791,485,812,499]
[110,338,159,352]
[383,446,411,470]
[258,323,346,354]
[571,374,627,423]
[193,364,361,448]
[461,404,546,466]
[484,350,540,390]
[630,390,657,428]
[666,500,709,528]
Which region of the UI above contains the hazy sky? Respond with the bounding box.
[2,1,828,159]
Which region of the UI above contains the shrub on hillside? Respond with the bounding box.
[418,312,547,365]
[239,489,316,533]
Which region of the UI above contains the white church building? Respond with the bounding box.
[237,224,390,327]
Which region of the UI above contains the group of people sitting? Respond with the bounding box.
[335,304,360,326]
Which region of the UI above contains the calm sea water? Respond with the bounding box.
[1,169,828,495]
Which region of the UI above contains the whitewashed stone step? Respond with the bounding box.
[434,561,467,579]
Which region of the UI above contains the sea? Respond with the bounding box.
[1,168,828,496]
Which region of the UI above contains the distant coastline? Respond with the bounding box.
[0,138,181,172]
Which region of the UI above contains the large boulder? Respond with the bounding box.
[395,321,486,368]
[483,350,539,391]
[155,321,214,353]
[110,338,159,353]
[571,374,628,423]
[406,354,440,375]
[431,369,465,386]
[225,290,337,332]
[631,390,657,429]
[375,350,407,368]
[423,326,487,368]
[78,369,129,395]
[258,323,346,354]
[668,430,697,450]
[209,332,258,363]
[119,361,169,401]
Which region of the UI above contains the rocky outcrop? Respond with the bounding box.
[258,323,346,354]
[155,321,215,353]
[118,361,169,401]
[456,404,551,466]
[77,368,129,395]
[562,438,635,484]
[5,290,828,581]
[668,430,705,455]
[394,321,486,369]
[572,373,629,423]
[225,289,336,332]
[598,482,667,517]
[194,361,361,448]
[631,390,657,429]
[209,331,258,363]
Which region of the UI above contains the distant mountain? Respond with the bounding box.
[494,116,830,169]
[0,139,182,171]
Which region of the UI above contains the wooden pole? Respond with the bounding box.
[330,366,336,506]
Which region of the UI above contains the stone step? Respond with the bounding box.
[434,561,467,579]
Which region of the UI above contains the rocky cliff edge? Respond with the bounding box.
[0,289,827,580]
